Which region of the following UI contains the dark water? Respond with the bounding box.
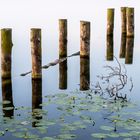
[0,2,140,139]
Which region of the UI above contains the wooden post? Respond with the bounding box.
[80,58,90,90]
[30,28,42,79]
[59,60,67,89]
[2,78,14,117]
[121,7,127,34]
[32,79,42,127]
[106,36,113,61]
[107,8,115,36]
[125,37,134,64]
[119,34,126,58]
[1,28,13,79]
[80,21,90,58]
[32,79,42,110]
[59,19,67,58]
[126,8,134,37]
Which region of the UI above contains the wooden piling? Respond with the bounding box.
[106,36,114,61]
[121,7,127,34]
[126,8,134,37]
[30,28,42,79]
[32,79,42,127]
[59,60,67,89]
[107,8,115,36]
[32,79,42,110]
[80,58,90,90]
[80,21,90,58]
[1,28,13,79]
[2,78,14,117]
[59,19,67,58]
[125,37,134,64]
[119,34,126,58]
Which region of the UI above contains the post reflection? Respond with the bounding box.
[32,79,42,127]
[80,58,90,90]
[59,59,67,89]
[106,36,114,61]
[1,78,14,118]
[125,37,134,64]
[119,34,126,58]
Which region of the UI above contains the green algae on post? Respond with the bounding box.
[30,28,42,79]
[59,19,67,58]
[80,21,90,58]
[1,28,13,79]
[107,8,115,36]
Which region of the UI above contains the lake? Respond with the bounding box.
[0,0,140,139]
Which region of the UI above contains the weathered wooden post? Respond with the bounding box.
[125,37,134,64]
[32,79,42,127]
[59,19,67,58]
[1,28,13,79]
[1,78,14,117]
[59,60,67,89]
[80,58,90,90]
[106,36,113,61]
[32,79,42,110]
[80,21,90,58]
[121,7,127,34]
[126,8,134,37]
[30,28,42,79]
[119,34,126,58]
[107,8,115,36]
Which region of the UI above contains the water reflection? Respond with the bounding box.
[119,34,126,58]
[59,59,67,89]
[1,78,14,118]
[32,79,42,127]
[106,36,114,61]
[80,58,90,90]
[125,37,134,64]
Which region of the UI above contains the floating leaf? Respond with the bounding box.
[57,134,76,140]
[0,131,5,136]
[13,132,39,139]
[123,138,133,140]
[13,132,25,138]
[107,132,120,138]
[42,137,58,140]
[91,133,107,138]
[119,132,133,137]
[100,125,114,131]
[37,127,47,134]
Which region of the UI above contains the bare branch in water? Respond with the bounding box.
[20,51,80,76]
[91,56,133,101]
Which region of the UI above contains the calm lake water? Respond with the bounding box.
[0,1,140,140]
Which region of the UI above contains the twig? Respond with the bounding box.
[20,51,80,76]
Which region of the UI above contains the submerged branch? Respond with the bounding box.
[92,56,133,101]
[20,51,80,76]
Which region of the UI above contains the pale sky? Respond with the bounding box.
[0,0,138,27]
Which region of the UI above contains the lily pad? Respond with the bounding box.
[57,134,76,140]
[91,133,107,139]
[100,125,114,131]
